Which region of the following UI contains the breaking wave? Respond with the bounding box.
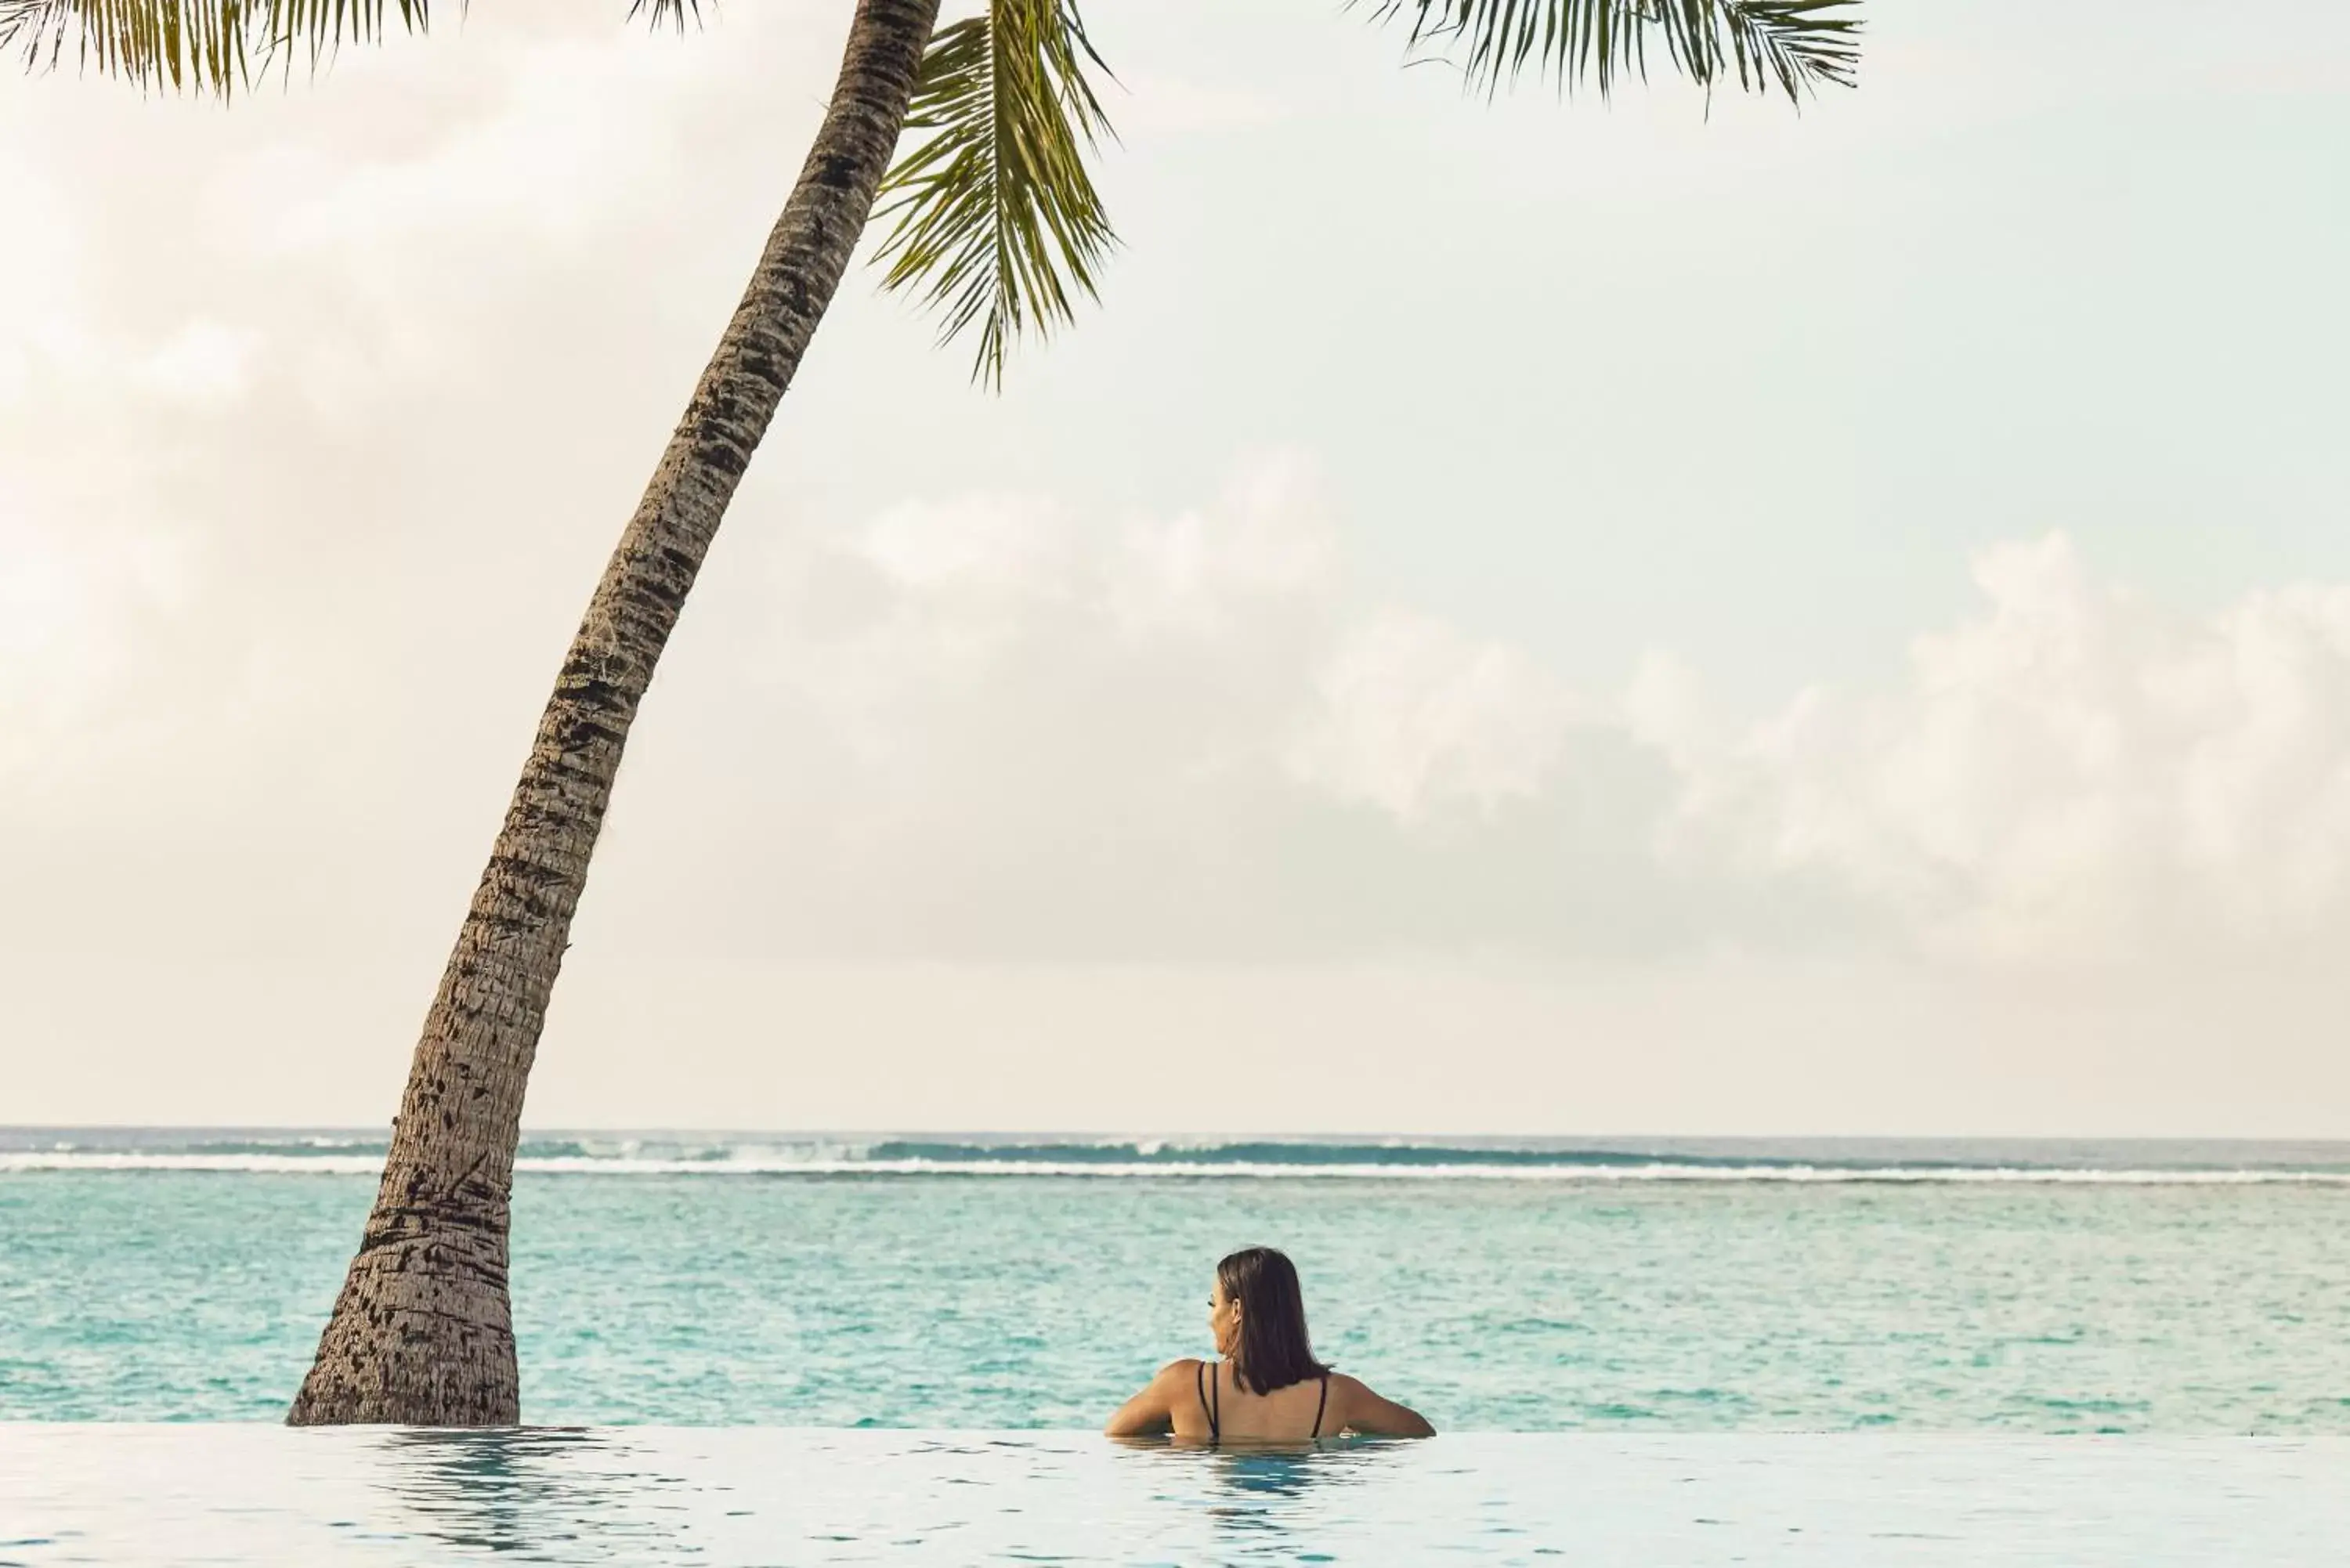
[4,1130,2347,1183]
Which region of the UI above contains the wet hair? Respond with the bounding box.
[1217,1246,1331,1394]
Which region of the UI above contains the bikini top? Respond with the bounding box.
[1196,1360,1329,1444]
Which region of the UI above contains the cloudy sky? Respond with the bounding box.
[4,0,2348,1135]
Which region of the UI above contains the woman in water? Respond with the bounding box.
[1105,1246,1434,1442]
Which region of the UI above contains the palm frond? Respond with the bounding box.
[0,0,421,96]
[1359,0,1860,102]
[624,0,700,34]
[4,0,703,96]
[871,0,1119,390]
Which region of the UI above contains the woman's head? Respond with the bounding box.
[1209,1246,1329,1393]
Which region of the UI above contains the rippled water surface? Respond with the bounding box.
[6,1428,2348,1566]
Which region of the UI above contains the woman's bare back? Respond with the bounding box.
[1115,1359,1434,1443]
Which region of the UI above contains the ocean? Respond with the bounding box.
[5,1129,2347,1429]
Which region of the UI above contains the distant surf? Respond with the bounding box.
[4,1129,2348,1183]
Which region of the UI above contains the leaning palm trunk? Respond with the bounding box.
[287,0,942,1427]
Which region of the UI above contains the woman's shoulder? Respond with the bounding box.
[1152,1357,1206,1383]
[1320,1370,1436,1436]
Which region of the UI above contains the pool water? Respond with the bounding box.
[5,1427,2346,1566]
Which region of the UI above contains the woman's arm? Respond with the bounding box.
[1104,1360,1194,1438]
[1328,1374,1435,1438]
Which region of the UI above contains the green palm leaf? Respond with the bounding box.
[1,0,699,96]
[1361,0,1860,100]
[871,0,1118,390]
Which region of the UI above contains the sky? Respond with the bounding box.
[2,0,2348,1135]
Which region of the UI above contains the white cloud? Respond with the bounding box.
[666,500,2350,970]
[0,143,83,399]
[1664,535,2350,963]
[1288,610,1582,821]
[130,319,262,406]
[9,382,2348,977]
[263,33,710,259]
[0,516,202,782]
[0,151,258,414]
[754,457,1343,761]
[758,453,1578,829]
[1105,453,1340,637]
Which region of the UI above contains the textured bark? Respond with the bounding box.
[287,0,943,1427]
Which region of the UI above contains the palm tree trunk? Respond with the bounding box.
[287,0,943,1428]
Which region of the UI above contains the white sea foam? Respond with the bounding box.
[5,1151,2348,1183]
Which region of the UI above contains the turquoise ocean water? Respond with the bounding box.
[5,1129,2347,1430]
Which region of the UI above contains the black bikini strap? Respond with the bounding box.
[1197,1360,1220,1443]
[1311,1375,1329,1440]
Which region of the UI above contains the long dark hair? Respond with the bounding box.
[1217,1246,1330,1394]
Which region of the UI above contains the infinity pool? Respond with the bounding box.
[5,1428,2345,1566]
